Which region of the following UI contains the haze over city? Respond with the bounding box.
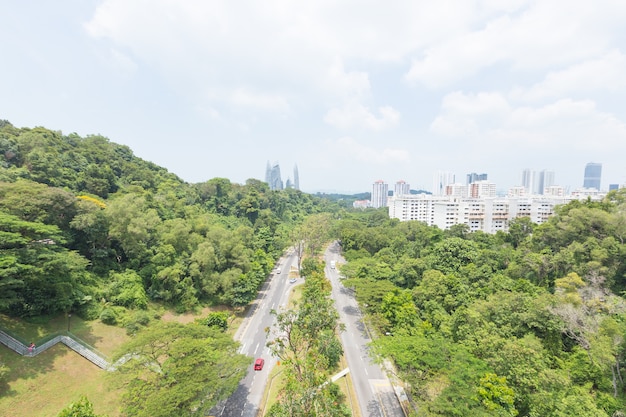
[2,1,626,194]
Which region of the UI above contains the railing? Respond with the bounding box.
[0,328,111,370]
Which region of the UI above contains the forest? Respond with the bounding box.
[2,118,626,416]
[0,120,337,415]
[336,195,626,416]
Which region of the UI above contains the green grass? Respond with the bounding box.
[0,305,244,417]
[0,313,129,417]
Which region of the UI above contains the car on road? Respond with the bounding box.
[254,358,265,370]
[289,278,297,283]
[276,268,281,274]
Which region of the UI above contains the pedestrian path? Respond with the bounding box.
[0,329,111,370]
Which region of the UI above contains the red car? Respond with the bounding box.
[254,358,265,370]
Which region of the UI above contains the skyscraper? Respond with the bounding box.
[371,180,388,208]
[583,162,602,190]
[394,180,410,196]
[537,170,555,195]
[433,171,455,196]
[265,161,283,190]
[521,169,535,194]
[467,172,488,184]
[293,164,299,190]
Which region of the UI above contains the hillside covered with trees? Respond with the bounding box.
[0,120,337,319]
[337,198,626,416]
[0,120,338,415]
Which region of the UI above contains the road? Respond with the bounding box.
[325,241,406,417]
[210,250,299,417]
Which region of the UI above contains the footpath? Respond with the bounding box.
[0,329,111,370]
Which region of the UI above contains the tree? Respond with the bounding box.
[57,396,107,417]
[112,322,249,417]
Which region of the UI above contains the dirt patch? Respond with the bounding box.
[161,307,215,324]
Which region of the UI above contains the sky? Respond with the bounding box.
[1,0,626,194]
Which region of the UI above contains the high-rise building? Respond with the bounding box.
[293,164,299,190]
[470,180,496,198]
[467,172,488,184]
[583,162,602,190]
[394,180,410,196]
[433,171,455,196]
[521,169,536,194]
[371,180,388,208]
[265,161,283,190]
[522,169,555,195]
[537,170,555,195]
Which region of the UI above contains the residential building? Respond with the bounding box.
[470,180,496,198]
[445,183,468,197]
[371,180,388,208]
[394,180,410,196]
[387,193,603,233]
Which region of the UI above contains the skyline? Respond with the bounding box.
[2,1,626,194]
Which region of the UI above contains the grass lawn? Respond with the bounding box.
[0,313,128,417]
[0,306,239,417]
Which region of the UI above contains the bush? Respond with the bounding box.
[99,308,118,325]
[122,310,152,335]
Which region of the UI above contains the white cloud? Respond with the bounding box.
[330,137,410,164]
[405,0,626,88]
[324,58,371,99]
[431,91,626,152]
[324,102,400,130]
[229,88,291,114]
[431,91,510,135]
[513,50,626,101]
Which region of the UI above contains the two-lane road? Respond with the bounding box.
[212,250,299,417]
[325,242,405,417]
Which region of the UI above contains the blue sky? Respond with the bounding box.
[2,0,626,194]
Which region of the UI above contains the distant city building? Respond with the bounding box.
[544,185,565,197]
[445,183,468,197]
[583,162,602,190]
[285,178,293,189]
[470,180,496,198]
[265,161,284,190]
[467,172,488,184]
[371,180,389,208]
[394,180,410,196]
[521,169,535,194]
[352,200,370,209]
[293,164,300,190]
[609,184,619,191]
[388,193,604,234]
[508,186,527,197]
[571,187,602,198]
[538,170,555,195]
[433,171,455,196]
[521,168,556,195]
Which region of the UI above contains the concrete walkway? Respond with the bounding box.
[0,329,111,370]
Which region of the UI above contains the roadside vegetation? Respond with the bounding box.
[337,194,626,416]
[3,119,626,416]
[0,120,339,415]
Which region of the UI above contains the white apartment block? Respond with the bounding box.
[470,180,497,198]
[371,180,388,208]
[394,180,411,196]
[444,183,468,197]
[387,194,600,233]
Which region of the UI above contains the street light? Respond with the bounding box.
[67,313,72,332]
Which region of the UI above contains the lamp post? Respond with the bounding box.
[67,313,72,332]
